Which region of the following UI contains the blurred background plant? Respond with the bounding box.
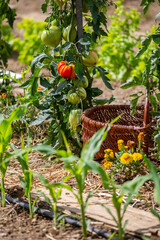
[11,19,48,65]
[98,0,157,82]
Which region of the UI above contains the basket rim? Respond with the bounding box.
[82,104,152,130]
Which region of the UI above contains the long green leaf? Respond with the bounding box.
[145,158,160,205]
[0,106,24,145]
[120,174,151,196]
[81,127,106,162]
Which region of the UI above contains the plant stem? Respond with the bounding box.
[28,193,33,218]
[75,130,82,148]
[53,201,57,228]
[80,193,87,237]
[117,210,124,240]
[1,176,6,207]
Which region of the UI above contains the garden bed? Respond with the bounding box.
[1,0,160,239]
[1,126,159,239]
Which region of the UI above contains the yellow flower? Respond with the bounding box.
[132,153,143,161]
[104,149,114,159]
[45,76,49,80]
[37,87,42,91]
[117,139,124,150]
[103,159,113,169]
[138,132,144,142]
[124,146,128,149]
[2,93,6,98]
[120,153,133,165]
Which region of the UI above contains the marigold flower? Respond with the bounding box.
[124,146,128,149]
[117,139,124,150]
[127,140,136,149]
[2,93,6,98]
[132,152,143,161]
[103,159,113,169]
[138,132,144,142]
[37,87,42,91]
[104,149,114,159]
[120,152,133,165]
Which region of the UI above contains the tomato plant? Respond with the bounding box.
[23,0,114,149]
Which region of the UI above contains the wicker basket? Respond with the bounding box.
[82,97,157,160]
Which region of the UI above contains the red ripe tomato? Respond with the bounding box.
[57,61,76,79]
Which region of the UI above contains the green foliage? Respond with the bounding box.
[0,107,24,207]
[153,119,160,161]
[53,126,110,237]
[140,0,160,14]
[102,178,132,240]
[103,135,146,178]
[12,18,47,65]
[23,0,113,149]
[120,155,160,222]
[9,134,55,217]
[0,0,17,68]
[35,172,72,227]
[121,24,160,158]
[98,0,157,82]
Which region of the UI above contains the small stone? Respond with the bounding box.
[149,228,158,235]
[0,233,7,237]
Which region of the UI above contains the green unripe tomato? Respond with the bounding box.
[41,26,61,47]
[63,26,77,42]
[82,50,98,67]
[51,19,58,26]
[69,109,82,131]
[67,87,87,104]
[67,91,81,104]
[73,76,88,88]
[77,87,87,100]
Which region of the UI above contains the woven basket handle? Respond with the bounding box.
[143,77,152,127]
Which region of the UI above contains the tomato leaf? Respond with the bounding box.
[93,98,110,105]
[130,96,139,115]
[121,76,142,89]
[40,77,51,88]
[61,42,71,50]
[78,38,91,46]
[94,66,113,90]
[29,113,50,126]
[91,88,103,97]
[75,61,85,81]
[135,35,152,58]
[149,95,158,111]
[31,52,49,73]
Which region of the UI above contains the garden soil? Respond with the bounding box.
[1,0,160,239]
